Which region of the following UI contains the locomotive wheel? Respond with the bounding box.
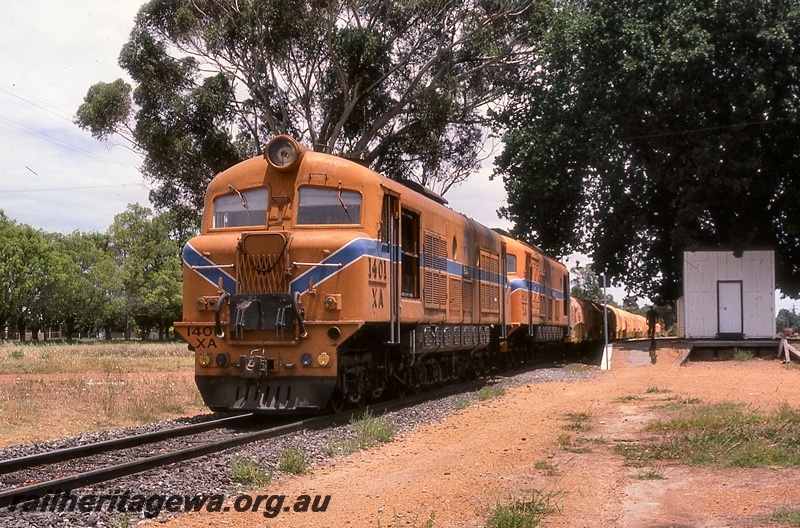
[353,391,367,409]
[328,390,346,414]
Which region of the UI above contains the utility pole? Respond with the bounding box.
[600,274,610,370]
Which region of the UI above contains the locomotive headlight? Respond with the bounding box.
[265,136,303,171]
[199,353,212,367]
[317,352,330,367]
[215,353,229,367]
[301,353,313,367]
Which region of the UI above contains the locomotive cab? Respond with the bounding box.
[502,236,570,363]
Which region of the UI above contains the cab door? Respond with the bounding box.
[526,253,540,335]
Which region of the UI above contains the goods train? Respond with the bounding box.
[174,135,645,413]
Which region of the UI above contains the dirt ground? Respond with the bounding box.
[165,340,800,528]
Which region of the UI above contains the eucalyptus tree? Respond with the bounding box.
[49,231,121,339]
[0,217,52,340]
[107,204,182,340]
[77,0,534,216]
[494,0,800,301]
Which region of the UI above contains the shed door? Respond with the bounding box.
[717,281,743,335]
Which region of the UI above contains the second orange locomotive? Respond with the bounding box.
[175,136,570,413]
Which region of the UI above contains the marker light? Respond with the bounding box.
[301,353,313,367]
[317,352,330,367]
[199,353,212,367]
[215,353,229,367]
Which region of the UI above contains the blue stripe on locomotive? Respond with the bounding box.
[185,237,563,300]
[183,243,237,293]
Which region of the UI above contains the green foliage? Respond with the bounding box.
[569,265,605,304]
[277,443,310,475]
[495,0,800,300]
[326,409,396,457]
[477,385,506,401]
[776,307,799,334]
[351,409,396,446]
[0,206,183,342]
[615,395,643,403]
[453,396,471,410]
[78,0,532,211]
[616,402,800,468]
[562,412,591,432]
[486,491,560,528]
[635,469,665,481]
[230,456,273,488]
[75,80,132,139]
[733,349,755,361]
[771,509,800,527]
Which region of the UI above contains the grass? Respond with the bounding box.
[733,348,755,361]
[230,456,273,488]
[485,491,560,528]
[278,442,310,475]
[453,396,471,410]
[477,385,506,401]
[534,460,555,471]
[109,512,135,528]
[615,395,643,402]
[0,341,204,447]
[557,433,592,453]
[771,508,800,527]
[658,395,702,410]
[562,412,592,432]
[615,402,800,468]
[635,469,665,480]
[325,409,397,457]
[645,386,671,394]
[0,341,192,374]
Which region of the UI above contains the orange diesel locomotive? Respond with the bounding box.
[175,135,570,413]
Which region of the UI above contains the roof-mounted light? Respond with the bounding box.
[265,135,304,171]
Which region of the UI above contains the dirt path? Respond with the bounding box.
[167,341,800,527]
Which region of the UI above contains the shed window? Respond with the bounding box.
[296,187,361,225]
[212,188,269,228]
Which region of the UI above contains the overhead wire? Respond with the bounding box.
[0,82,148,194]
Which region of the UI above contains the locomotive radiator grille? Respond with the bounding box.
[423,230,448,309]
[236,251,288,293]
[480,250,501,314]
[448,276,462,314]
[236,233,289,294]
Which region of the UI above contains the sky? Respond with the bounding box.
[0,0,511,236]
[1,1,156,234]
[0,1,791,310]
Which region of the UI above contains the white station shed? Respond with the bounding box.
[677,250,775,340]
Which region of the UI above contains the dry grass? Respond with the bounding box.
[0,341,193,374]
[0,341,206,447]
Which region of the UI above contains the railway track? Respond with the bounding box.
[0,376,490,510]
